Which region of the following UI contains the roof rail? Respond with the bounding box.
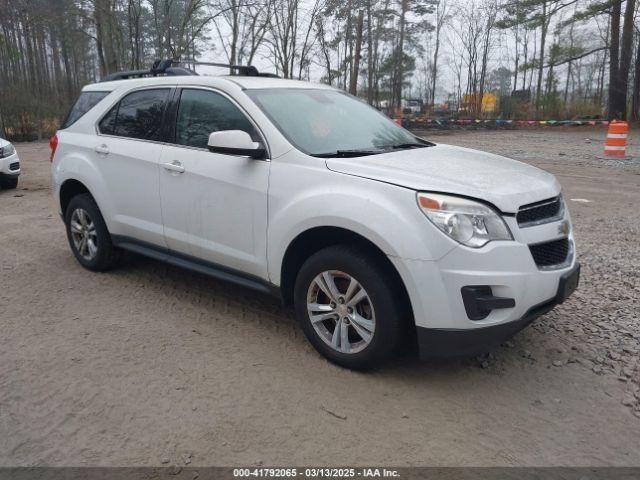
[100,59,280,82]
[100,59,197,82]
[177,61,280,78]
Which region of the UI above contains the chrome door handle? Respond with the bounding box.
[163,160,185,173]
[94,144,110,155]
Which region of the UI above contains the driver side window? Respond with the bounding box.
[174,89,256,149]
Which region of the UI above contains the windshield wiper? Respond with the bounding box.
[384,142,432,150]
[313,142,433,158]
[313,149,383,158]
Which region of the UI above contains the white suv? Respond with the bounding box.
[0,137,20,189]
[51,68,579,369]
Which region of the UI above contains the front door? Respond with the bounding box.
[159,87,270,279]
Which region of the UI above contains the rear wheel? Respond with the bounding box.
[0,177,18,189]
[294,245,406,370]
[64,194,121,271]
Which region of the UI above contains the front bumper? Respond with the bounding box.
[0,151,21,177]
[416,263,580,358]
[388,204,579,359]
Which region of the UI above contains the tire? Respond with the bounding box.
[0,176,18,189]
[64,193,121,271]
[293,245,406,370]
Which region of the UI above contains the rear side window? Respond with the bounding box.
[99,105,118,136]
[62,91,110,129]
[174,89,255,149]
[98,88,170,141]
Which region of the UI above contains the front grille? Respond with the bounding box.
[529,238,570,268]
[9,162,19,171]
[517,196,562,226]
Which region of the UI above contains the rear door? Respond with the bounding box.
[159,87,270,279]
[95,87,172,247]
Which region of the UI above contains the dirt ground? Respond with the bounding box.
[1,129,639,467]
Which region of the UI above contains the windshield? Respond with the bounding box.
[246,88,429,157]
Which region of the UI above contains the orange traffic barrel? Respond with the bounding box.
[604,120,628,157]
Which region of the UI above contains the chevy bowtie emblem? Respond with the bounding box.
[558,221,570,236]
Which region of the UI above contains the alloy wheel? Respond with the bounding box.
[306,270,376,354]
[70,208,98,261]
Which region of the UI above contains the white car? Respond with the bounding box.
[50,65,579,369]
[0,138,20,189]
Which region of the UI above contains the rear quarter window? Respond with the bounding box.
[62,91,110,129]
[98,88,170,141]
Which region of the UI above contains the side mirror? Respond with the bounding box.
[207,130,266,159]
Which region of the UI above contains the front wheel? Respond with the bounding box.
[293,245,406,370]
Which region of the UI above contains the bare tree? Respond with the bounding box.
[429,0,448,106]
[614,0,637,118]
[0,0,635,140]
[211,0,270,68]
[632,25,640,120]
[477,0,498,113]
[349,10,365,94]
[265,0,322,78]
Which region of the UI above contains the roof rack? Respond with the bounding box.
[100,59,279,82]
[100,59,198,82]
[176,61,280,78]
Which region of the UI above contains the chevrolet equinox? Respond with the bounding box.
[51,69,580,369]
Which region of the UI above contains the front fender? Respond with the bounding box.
[266,160,457,285]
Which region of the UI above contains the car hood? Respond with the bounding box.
[325,143,560,213]
[0,138,9,149]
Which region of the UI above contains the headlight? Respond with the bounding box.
[0,143,15,158]
[417,192,512,248]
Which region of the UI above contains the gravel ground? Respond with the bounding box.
[422,128,640,413]
[0,129,639,467]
